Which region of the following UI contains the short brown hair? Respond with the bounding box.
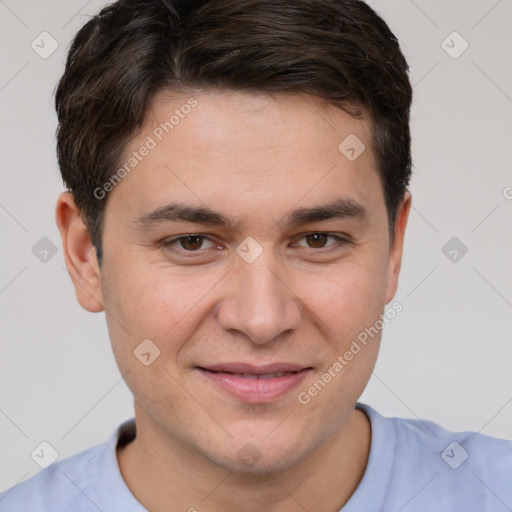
[55,0,413,262]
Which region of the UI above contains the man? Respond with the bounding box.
[0,0,510,511]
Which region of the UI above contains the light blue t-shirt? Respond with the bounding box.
[1,403,511,511]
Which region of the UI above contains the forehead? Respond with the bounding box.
[142,89,374,159]
[110,89,383,225]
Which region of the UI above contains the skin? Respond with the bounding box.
[56,89,411,512]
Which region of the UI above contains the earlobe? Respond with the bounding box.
[384,191,412,304]
[55,192,104,313]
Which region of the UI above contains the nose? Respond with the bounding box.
[216,253,302,345]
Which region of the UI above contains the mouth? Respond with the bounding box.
[196,363,312,403]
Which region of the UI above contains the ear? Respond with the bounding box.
[384,191,411,304]
[55,192,104,312]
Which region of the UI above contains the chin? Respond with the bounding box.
[206,431,316,476]
[217,450,306,476]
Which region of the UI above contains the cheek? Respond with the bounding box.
[102,251,228,340]
[100,254,235,397]
[300,256,388,340]
[99,258,207,411]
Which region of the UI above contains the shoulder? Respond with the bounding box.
[388,408,512,472]
[359,404,512,511]
[0,444,103,512]
[0,419,137,512]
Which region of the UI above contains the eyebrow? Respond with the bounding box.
[132,198,368,230]
[286,198,368,226]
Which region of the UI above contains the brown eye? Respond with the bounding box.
[179,235,204,251]
[305,233,329,248]
[294,232,350,251]
[160,234,219,257]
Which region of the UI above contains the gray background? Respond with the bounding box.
[0,0,511,491]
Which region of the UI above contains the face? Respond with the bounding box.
[62,89,409,474]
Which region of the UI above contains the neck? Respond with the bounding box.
[117,406,371,512]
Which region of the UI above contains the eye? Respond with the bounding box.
[159,232,351,260]
[162,235,219,252]
[294,232,349,249]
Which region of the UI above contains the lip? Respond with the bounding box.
[197,362,312,403]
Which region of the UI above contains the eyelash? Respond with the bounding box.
[159,232,352,257]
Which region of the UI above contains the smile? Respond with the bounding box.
[197,363,312,403]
